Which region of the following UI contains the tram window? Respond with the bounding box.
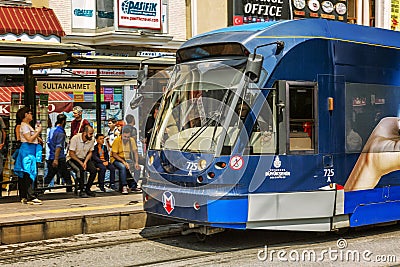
[289,87,315,152]
[248,102,276,155]
[345,82,400,153]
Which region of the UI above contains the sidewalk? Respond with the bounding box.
[0,188,170,245]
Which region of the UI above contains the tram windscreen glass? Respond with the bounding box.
[177,43,248,63]
[149,59,270,155]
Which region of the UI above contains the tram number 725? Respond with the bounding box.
[324,168,335,182]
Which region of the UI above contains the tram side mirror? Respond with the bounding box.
[130,95,143,109]
[245,54,264,83]
[131,65,148,109]
[137,69,146,87]
[275,41,285,55]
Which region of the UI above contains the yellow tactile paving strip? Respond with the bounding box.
[0,202,143,219]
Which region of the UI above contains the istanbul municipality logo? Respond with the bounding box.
[121,0,158,16]
[273,156,281,168]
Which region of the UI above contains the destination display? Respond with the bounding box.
[233,0,347,25]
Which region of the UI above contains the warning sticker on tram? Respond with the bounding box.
[229,155,244,170]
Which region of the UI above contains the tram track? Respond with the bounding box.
[131,224,400,266]
[0,223,399,265]
[0,224,184,262]
[127,233,319,266]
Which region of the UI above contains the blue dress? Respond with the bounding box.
[14,142,42,181]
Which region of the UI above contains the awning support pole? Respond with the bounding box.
[24,65,36,122]
[96,69,101,133]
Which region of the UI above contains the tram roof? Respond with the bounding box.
[181,19,400,51]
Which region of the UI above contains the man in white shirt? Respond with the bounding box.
[67,125,97,197]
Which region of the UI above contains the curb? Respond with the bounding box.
[0,209,175,244]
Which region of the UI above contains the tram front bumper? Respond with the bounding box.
[143,187,248,229]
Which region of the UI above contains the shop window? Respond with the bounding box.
[347,0,357,23]
[347,0,375,26]
[97,0,114,29]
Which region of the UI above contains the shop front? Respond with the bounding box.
[0,85,73,116]
[56,55,175,145]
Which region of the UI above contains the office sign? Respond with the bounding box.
[233,0,347,25]
[37,81,96,93]
[118,0,162,30]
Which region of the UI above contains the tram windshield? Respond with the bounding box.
[150,58,271,154]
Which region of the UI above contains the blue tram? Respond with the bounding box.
[142,19,400,233]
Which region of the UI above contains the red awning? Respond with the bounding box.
[0,6,65,37]
[0,85,73,116]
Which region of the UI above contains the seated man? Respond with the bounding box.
[111,125,141,194]
[67,125,97,197]
[92,133,116,192]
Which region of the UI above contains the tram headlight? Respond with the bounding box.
[198,159,207,170]
[215,162,227,169]
[148,155,154,166]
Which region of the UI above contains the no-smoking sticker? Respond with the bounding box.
[229,155,244,170]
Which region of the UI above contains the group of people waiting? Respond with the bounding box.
[13,105,143,205]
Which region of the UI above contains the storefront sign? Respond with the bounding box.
[84,92,95,102]
[104,94,114,102]
[392,0,400,31]
[136,51,175,57]
[233,0,347,24]
[104,88,114,94]
[72,0,96,30]
[74,94,84,102]
[114,94,122,102]
[62,69,138,77]
[118,0,162,30]
[37,81,96,93]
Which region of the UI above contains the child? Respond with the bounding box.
[92,133,116,192]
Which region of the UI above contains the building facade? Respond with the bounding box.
[31,0,186,140]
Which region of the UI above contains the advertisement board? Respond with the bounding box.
[72,0,96,29]
[118,0,162,30]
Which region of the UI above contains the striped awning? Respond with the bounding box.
[0,85,73,115]
[0,85,72,102]
[0,6,65,37]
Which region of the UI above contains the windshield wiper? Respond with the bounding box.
[209,90,232,150]
[181,111,221,152]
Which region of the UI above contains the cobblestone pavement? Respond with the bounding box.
[0,222,398,266]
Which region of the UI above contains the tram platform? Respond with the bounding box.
[0,188,172,245]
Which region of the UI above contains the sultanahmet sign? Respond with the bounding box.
[233,0,347,25]
[37,81,96,93]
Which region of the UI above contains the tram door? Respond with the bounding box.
[276,81,317,154]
